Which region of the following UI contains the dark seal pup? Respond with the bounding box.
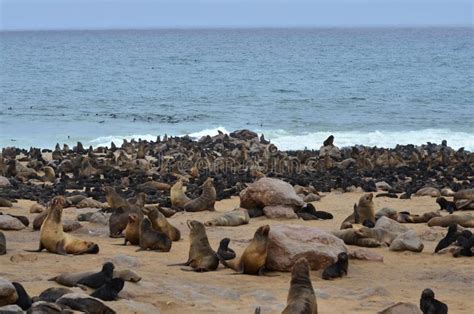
[216,238,236,260]
[90,278,125,301]
[420,288,448,314]
[434,224,459,253]
[322,252,348,280]
[282,257,318,314]
[77,262,115,289]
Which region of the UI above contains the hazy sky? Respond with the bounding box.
[0,0,472,30]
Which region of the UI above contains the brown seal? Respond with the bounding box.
[220,225,271,275]
[124,213,140,245]
[170,179,191,209]
[169,220,219,272]
[204,208,250,227]
[183,177,216,212]
[146,208,181,241]
[332,229,382,248]
[106,186,143,238]
[427,214,474,228]
[104,186,129,209]
[282,257,318,314]
[340,193,375,229]
[138,217,172,252]
[27,196,99,255]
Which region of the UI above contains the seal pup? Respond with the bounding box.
[0,231,6,255]
[77,262,114,289]
[169,220,219,272]
[341,193,375,229]
[184,177,216,212]
[220,225,271,275]
[420,288,448,314]
[138,217,172,252]
[322,252,348,280]
[124,213,141,245]
[204,208,250,227]
[12,282,32,310]
[282,257,318,314]
[434,224,459,253]
[453,230,473,257]
[170,179,191,209]
[27,196,99,255]
[146,208,181,241]
[216,238,236,260]
[90,278,125,301]
[436,197,456,213]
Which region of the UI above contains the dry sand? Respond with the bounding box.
[1,193,473,313]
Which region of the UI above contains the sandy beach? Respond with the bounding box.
[1,192,472,313]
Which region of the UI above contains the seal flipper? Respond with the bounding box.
[168,261,191,267]
[353,203,360,224]
[25,242,45,252]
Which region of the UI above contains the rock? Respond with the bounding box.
[0,198,12,208]
[378,302,422,314]
[88,212,110,225]
[375,208,398,220]
[29,203,45,213]
[0,215,25,231]
[62,220,82,232]
[266,225,346,271]
[0,278,17,306]
[389,230,424,252]
[376,181,392,191]
[239,177,305,210]
[303,193,321,202]
[0,304,22,312]
[0,176,11,188]
[263,205,298,219]
[440,187,455,197]
[107,254,141,268]
[415,187,440,197]
[319,145,341,160]
[418,228,445,242]
[348,248,384,262]
[375,216,408,234]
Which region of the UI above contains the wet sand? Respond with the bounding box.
[1,193,472,313]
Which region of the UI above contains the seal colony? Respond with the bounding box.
[0,130,472,312]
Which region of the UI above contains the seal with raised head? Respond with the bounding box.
[282,257,318,314]
[420,288,448,314]
[76,262,114,289]
[27,196,99,255]
[169,220,219,272]
[220,225,271,275]
[138,217,172,252]
[123,213,140,246]
[434,224,459,253]
[341,193,375,229]
[322,252,348,280]
[184,177,216,212]
[146,208,181,241]
[216,238,236,260]
[170,179,191,209]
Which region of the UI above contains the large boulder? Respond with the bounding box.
[0,278,17,306]
[0,215,26,231]
[375,216,408,234]
[389,230,424,252]
[319,145,341,160]
[266,225,347,271]
[239,177,305,210]
[263,205,298,219]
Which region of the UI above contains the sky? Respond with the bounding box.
[0,0,472,31]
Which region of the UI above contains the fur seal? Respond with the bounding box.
[0,231,5,255]
[420,288,448,314]
[332,229,382,247]
[282,257,318,314]
[56,293,115,314]
[216,238,236,260]
[107,187,144,238]
[170,179,191,209]
[12,282,32,310]
[183,177,216,212]
[146,208,181,241]
[427,214,474,228]
[341,193,375,229]
[0,197,12,207]
[434,224,459,253]
[77,262,114,289]
[105,186,130,209]
[322,252,348,280]
[453,230,473,258]
[90,278,124,301]
[358,227,398,245]
[204,208,250,227]
[436,197,456,213]
[124,213,141,245]
[169,220,219,272]
[220,225,271,275]
[36,287,73,302]
[49,269,140,287]
[138,217,172,252]
[28,196,99,255]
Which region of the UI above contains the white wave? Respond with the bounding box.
[87,128,474,151]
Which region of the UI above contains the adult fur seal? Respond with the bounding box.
[49,269,140,287]
[56,293,115,314]
[184,177,216,212]
[340,193,375,229]
[427,214,474,228]
[282,257,318,314]
[146,208,181,241]
[170,179,191,209]
[124,213,140,245]
[138,217,172,252]
[36,287,73,302]
[322,252,348,280]
[220,225,271,275]
[204,208,250,227]
[332,229,382,247]
[106,186,144,238]
[90,278,124,301]
[77,262,114,289]
[420,288,448,314]
[169,220,219,272]
[27,196,99,255]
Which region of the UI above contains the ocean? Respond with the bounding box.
[1,27,473,150]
